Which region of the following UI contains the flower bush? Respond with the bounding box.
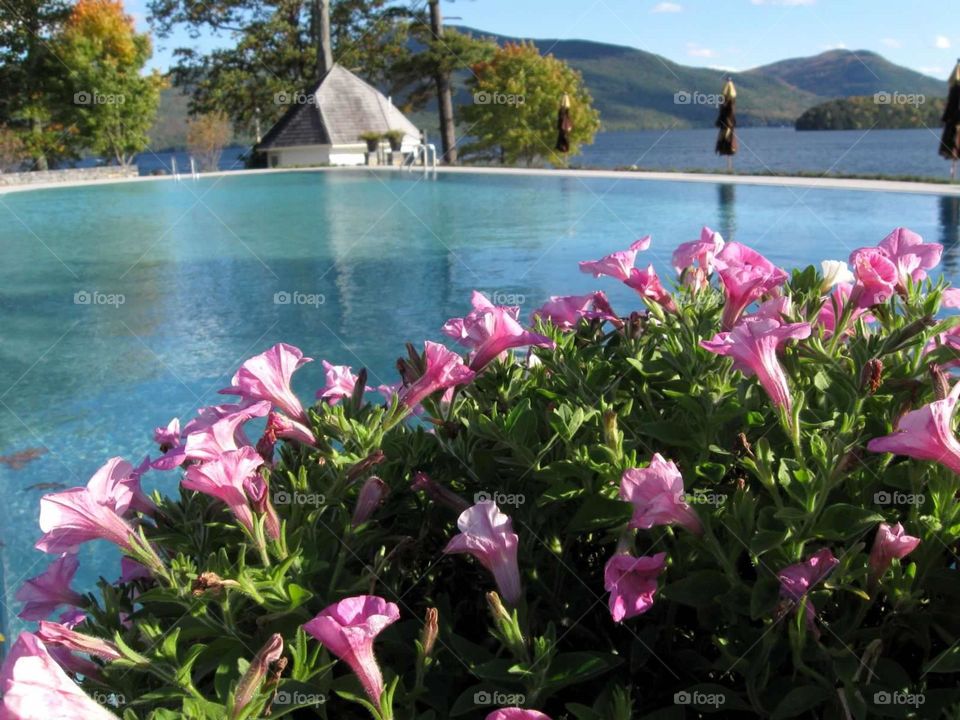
[5,226,960,719]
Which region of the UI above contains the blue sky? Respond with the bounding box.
[126,0,960,80]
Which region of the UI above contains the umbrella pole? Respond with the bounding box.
[727,156,733,174]
[952,160,957,180]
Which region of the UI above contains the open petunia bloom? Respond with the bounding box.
[867,381,960,475]
[533,291,617,331]
[183,400,273,462]
[578,237,651,281]
[0,632,119,719]
[943,287,960,308]
[16,554,85,621]
[317,361,370,405]
[35,620,121,662]
[672,226,725,290]
[875,226,943,286]
[869,522,920,578]
[443,292,554,371]
[86,456,156,517]
[849,247,898,307]
[777,547,838,630]
[486,710,553,720]
[36,487,141,556]
[624,265,678,313]
[713,242,789,329]
[153,417,181,451]
[619,455,702,535]
[399,341,476,410]
[604,552,667,622]
[152,401,268,470]
[220,343,312,422]
[443,501,522,605]
[183,446,267,535]
[701,318,811,413]
[303,595,400,710]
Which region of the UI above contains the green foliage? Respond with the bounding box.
[460,41,601,166]
[45,246,960,718]
[796,95,946,131]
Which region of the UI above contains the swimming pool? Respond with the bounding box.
[1,168,959,633]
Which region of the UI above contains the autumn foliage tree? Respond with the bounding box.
[56,0,164,165]
[186,110,234,171]
[461,41,601,167]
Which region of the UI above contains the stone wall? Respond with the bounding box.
[0,165,138,187]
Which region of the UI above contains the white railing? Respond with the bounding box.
[403,144,438,176]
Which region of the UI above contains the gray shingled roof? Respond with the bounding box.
[258,65,420,150]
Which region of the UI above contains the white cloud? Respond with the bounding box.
[686,42,715,58]
[651,2,683,12]
[880,38,901,49]
[751,0,815,6]
[935,35,952,49]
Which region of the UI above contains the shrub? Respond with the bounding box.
[5,226,960,719]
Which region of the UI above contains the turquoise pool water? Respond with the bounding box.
[1,169,960,634]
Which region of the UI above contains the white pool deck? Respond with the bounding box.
[3,164,960,196]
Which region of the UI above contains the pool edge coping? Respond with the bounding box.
[2,164,960,196]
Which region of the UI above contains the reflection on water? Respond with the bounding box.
[940,196,960,273]
[718,184,736,242]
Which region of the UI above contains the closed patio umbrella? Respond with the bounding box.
[939,60,960,179]
[715,77,737,172]
[556,93,573,153]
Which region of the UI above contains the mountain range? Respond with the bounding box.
[148,29,951,148]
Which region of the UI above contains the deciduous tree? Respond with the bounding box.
[187,110,234,171]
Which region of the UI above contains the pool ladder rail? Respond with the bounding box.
[404,143,438,177]
[170,157,201,182]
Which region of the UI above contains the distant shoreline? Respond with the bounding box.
[3,163,960,197]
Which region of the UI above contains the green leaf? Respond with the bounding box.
[770,685,832,719]
[661,571,729,608]
[813,504,883,540]
[567,495,634,532]
[541,651,622,692]
[924,645,960,673]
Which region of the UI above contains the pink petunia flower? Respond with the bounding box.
[0,632,118,719]
[86,456,155,517]
[869,522,920,578]
[777,548,838,630]
[233,634,284,715]
[443,501,522,605]
[867,381,960,474]
[619,455,702,534]
[713,242,789,329]
[352,476,387,527]
[700,318,811,413]
[579,237,652,281]
[220,343,312,422]
[182,446,267,535]
[303,595,400,710]
[36,488,141,555]
[942,287,960,308]
[486,710,553,720]
[624,265,678,313]
[153,417,180,451]
[849,247,898,307]
[16,554,85,622]
[35,621,122,661]
[672,226,725,278]
[443,292,554,371]
[816,283,875,338]
[532,291,617,331]
[399,341,476,409]
[317,361,370,405]
[604,552,667,622]
[876,227,943,285]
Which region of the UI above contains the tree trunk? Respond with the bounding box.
[429,0,457,165]
[315,0,333,81]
